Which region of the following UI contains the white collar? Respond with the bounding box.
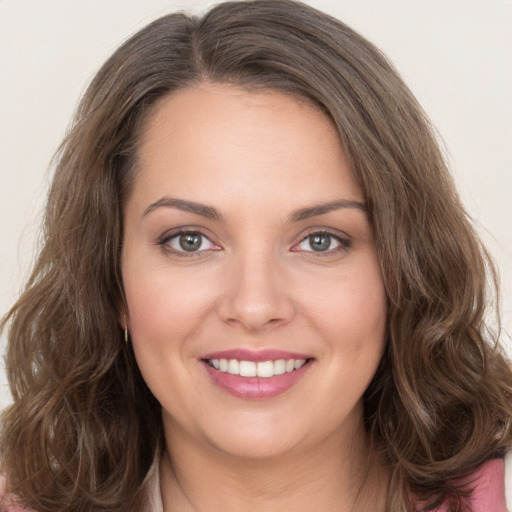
[140,449,512,511]
[140,448,164,512]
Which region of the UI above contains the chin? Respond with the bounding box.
[207,428,303,460]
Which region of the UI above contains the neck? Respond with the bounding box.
[159,419,388,512]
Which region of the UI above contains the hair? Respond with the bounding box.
[1,1,511,511]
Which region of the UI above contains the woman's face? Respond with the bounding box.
[121,84,387,459]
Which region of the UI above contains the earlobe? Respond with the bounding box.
[118,310,129,345]
[116,282,129,328]
[117,301,130,333]
[117,289,130,344]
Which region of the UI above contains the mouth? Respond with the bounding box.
[205,357,308,378]
[200,350,314,399]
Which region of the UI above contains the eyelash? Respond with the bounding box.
[157,228,220,258]
[157,228,352,257]
[291,230,352,256]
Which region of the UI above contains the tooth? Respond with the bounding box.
[239,360,256,377]
[285,359,295,372]
[228,359,239,375]
[257,360,274,378]
[273,359,286,375]
[213,357,307,376]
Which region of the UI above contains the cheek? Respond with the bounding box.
[121,260,216,407]
[122,256,219,347]
[315,263,387,402]
[305,257,387,347]
[302,256,387,411]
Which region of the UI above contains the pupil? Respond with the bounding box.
[179,233,201,251]
[310,234,330,251]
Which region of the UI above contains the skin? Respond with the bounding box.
[121,84,388,511]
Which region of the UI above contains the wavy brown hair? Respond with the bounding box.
[1,1,511,511]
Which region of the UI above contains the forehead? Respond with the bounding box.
[138,83,336,155]
[130,83,363,212]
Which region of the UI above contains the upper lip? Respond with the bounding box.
[201,348,312,362]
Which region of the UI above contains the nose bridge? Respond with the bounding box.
[219,244,294,331]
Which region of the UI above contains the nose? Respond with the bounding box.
[217,248,296,332]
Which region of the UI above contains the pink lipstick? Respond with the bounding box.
[201,349,313,399]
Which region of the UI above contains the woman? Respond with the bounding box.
[1,1,511,510]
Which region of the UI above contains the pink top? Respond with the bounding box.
[0,458,508,511]
[437,458,508,512]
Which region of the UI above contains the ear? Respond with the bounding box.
[118,308,129,330]
[117,303,130,345]
[116,288,130,330]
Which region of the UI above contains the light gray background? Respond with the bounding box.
[1,1,511,414]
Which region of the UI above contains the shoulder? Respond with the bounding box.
[422,458,510,512]
[467,458,508,511]
[506,452,512,511]
[451,457,512,512]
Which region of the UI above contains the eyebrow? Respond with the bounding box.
[143,197,222,220]
[142,196,366,222]
[289,199,366,222]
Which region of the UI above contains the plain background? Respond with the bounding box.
[1,1,511,416]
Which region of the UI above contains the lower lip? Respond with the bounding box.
[202,360,313,399]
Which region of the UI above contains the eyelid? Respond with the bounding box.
[157,227,221,256]
[155,226,351,256]
[291,228,352,254]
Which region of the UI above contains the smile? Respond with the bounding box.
[207,358,307,378]
[201,349,313,399]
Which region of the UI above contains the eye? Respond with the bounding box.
[161,231,219,254]
[293,231,350,253]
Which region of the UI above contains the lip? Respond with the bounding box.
[200,349,314,399]
[201,348,311,362]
